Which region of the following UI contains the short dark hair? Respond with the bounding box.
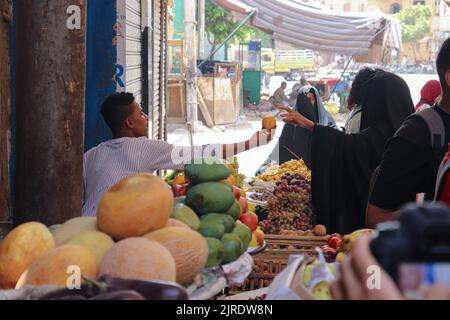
[436,38,450,92]
[101,92,135,134]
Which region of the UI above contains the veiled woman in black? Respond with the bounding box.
[278,70,415,233]
[278,86,338,168]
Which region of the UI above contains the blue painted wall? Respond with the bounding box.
[85,0,117,151]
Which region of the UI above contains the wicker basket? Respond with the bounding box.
[229,234,328,293]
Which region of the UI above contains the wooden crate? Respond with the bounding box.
[229,235,328,293]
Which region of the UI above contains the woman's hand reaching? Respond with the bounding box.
[276,106,315,130]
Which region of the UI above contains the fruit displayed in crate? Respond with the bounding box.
[222,234,244,264]
[185,161,230,184]
[66,230,114,263]
[240,212,259,232]
[253,159,311,182]
[201,214,236,233]
[165,218,190,229]
[226,200,242,221]
[16,245,98,289]
[171,203,201,231]
[98,238,176,283]
[253,228,265,247]
[227,157,246,188]
[274,173,311,194]
[239,197,248,214]
[199,220,226,240]
[259,211,313,235]
[52,216,98,246]
[205,237,225,268]
[172,184,189,197]
[232,223,252,252]
[249,191,272,202]
[145,227,208,285]
[186,182,235,216]
[338,229,375,253]
[97,174,173,240]
[0,222,55,289]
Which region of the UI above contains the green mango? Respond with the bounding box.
[221,233,243,264]
[171,203,200,231]
[226,200,241,221]
[199,221,225,239]
[232,223,252,253]
[185,161,230,184]
[205,237,225,268]
[201,214,235,233]
[186,182,235,216]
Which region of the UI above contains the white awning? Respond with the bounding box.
[212,0,402,55]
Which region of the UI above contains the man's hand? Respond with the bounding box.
[330,235,403,300]
[276,106,315,130]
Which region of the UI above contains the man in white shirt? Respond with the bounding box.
[83,92,273,216]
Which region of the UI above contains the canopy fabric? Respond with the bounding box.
[212,0,402,56]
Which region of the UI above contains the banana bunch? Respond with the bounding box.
[338,229,376,253]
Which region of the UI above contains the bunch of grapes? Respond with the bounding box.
[259,173,316,234]
[274,173,311,194]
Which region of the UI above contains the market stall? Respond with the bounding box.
[0,118,373,300]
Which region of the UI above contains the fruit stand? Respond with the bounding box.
[0,122,375,300]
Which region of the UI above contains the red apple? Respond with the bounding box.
[328,236,342,250]
[240,212,258,232]
[239,197,248,214]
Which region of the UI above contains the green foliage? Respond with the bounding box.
[394,4,432,43]
[205,0,258,51]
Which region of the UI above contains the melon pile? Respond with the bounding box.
[0,174,209,290]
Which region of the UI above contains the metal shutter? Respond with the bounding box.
[116,0,143,104]
[152,0,161,139]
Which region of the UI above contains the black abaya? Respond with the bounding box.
[311,72,415,234]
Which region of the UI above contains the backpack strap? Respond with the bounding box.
[435,154,450,200]
[415,107,446,155]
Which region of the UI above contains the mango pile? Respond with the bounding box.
[174,160,258,267]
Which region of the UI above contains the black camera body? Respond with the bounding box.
[370,203,450,282]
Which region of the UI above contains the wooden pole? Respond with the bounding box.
[14,0,87,225]
[0,0,12,231]
[198,0,205,59]
[184,0,198,131]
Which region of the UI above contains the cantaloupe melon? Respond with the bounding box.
[97,174,173,240]
[98,238,176,282]
[66,231,114,263]
[15,245,98,289]
[165,218,189,229]
[144,227,208,285]
[0,222,55,289]
[52,217,98,246]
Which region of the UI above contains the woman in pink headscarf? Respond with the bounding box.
[415,80,442,112]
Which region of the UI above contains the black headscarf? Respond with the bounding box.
[311,71,415,234]
[279,86,338,168]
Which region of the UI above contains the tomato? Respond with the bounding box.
[240,212,258,232]
[232,186,242,200]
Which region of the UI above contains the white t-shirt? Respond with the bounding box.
[82,137,220,216]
